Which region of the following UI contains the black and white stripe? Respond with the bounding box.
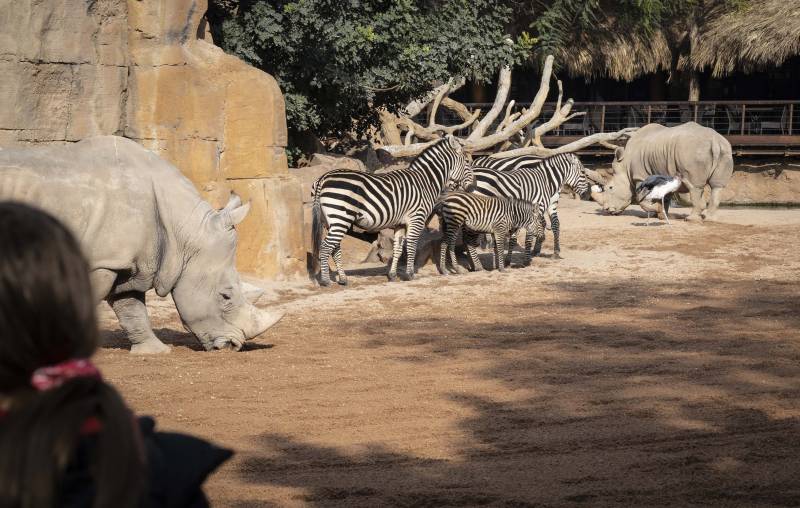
[471,153,588,258]
[311,136,472,286]
[437,192,544,274]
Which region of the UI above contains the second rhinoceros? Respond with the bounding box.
[0,136,282,353]
[588,122,733,221]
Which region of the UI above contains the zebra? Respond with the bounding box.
[311,136,473,286]
[471,152,589,258]
[473,153,585,258]
[437,192,544,274]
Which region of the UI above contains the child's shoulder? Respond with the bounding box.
[61,416,233,507]
[138,416,233,505]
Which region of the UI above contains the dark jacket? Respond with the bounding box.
[61,416,233,507]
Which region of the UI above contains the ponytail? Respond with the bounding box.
[0,377,144,508]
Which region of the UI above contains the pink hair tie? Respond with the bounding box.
[30,359,101,391]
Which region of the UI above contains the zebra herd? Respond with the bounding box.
[311,136,590,286]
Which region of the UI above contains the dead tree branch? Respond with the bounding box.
[377,55,631,159]
[490,128,639,158]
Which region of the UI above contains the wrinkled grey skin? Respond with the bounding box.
[587,122,733,221]
[0,136,282,353]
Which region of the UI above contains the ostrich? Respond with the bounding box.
[635,175,682,225]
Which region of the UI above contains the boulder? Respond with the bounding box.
[308,153,367,172]
[0,0,304,280]
[294,155,365,205]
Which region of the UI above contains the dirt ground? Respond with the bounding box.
[96,199,800,507]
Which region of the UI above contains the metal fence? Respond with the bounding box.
[420,100,800,155]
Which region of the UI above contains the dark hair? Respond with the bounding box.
[0,202,144,508]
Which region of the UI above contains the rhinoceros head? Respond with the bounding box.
[585,146,633,214]
[163,193,282,351]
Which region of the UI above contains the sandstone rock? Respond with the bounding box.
[0,0,303,280]
[229,175,306,281]
[308,153,367,172]
[295,154,366,204]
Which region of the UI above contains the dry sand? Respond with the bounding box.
[96,199,800,507]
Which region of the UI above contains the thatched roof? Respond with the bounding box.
[555,0,800,81]
[553,28,672,82]
[692,0,800,77]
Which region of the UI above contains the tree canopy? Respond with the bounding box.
[219,0,532,141]
[214,0,758,152]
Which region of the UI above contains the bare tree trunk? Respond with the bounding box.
[687,16,700,101]
[378,108,403,146]
[688,70,700,101]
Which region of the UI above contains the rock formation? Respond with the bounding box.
[0,0,304,280]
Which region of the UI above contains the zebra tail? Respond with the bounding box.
[311,186,326,276]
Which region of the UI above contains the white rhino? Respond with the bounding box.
[588,122,733,221]
[0,136,282,353]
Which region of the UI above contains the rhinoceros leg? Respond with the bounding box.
[90,269,117,302]
[684,182,705,222]
[107,291,170,354]
[703,187,723,221]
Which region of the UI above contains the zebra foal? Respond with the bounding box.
[437,192,544,274]
[311,136,473,286]
[471,153,590,258]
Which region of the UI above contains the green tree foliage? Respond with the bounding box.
[220,0,531,140]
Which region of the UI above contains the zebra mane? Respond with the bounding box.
[399,137,460,176]
[545,152,576,163]
[413,137,453,159]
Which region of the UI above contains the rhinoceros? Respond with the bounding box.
[588,122,733,221]
[0,136,282,353]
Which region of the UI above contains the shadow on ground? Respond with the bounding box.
[101,328,274,352]
[232,279,800,506]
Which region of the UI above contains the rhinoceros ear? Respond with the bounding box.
[221,201,251,229]
[614,146,625,162]
[221,192,243,212]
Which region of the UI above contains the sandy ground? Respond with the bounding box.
[96,199,800,507]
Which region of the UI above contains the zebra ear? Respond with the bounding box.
[446,134,462,151]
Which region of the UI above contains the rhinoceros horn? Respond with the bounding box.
[584,167,608,185]
[590,184,607,206]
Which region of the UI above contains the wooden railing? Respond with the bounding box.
[428,100,800,155]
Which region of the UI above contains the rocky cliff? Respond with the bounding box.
[0,0,304,280]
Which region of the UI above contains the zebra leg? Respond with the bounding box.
[450,233,464,274]
[401,216,426,281]
[532,213,546,257]
[550,213,562,259]
[331,244,347,285]
[464,231,483,271]
[505,232,518,267]
[438,219,449,275]
[438,236,449,275]
[319,225,347,287]
[493,231,507,272]
[387,227,406,281]
[523,228,534,267]
[445,226,464,274]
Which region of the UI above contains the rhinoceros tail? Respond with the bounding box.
[311,179,327,277]
[708,135,734,188]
